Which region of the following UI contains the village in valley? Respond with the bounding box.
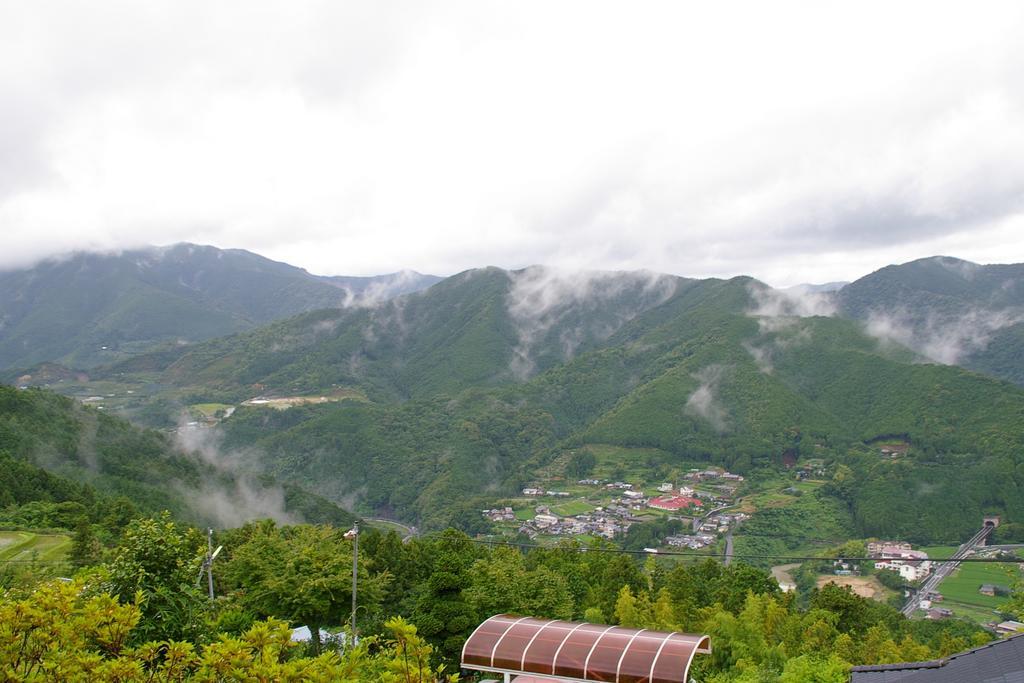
[483,464,749,550]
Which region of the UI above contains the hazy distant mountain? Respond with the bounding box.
[323,270,443,303]
[836,256,1024,384]
[0,244,439,370]
[783,281,848,294]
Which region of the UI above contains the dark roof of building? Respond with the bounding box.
[850,633,1024,682]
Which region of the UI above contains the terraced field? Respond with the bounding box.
[0,531,72,565]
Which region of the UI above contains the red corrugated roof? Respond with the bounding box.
[461,614,710,683]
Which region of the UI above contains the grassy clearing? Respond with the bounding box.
[0,531,71,563]
[938,562,1017,606]
[932,559,1021,623]
[363,519,411,536]
[189,403,234,417]
[583,444,702,486]
[552,501,595,517]
[919,545,959,560]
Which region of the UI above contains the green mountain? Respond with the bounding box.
[0,384,355,528]
[99,265,688,401]
[836,256,1024,384]
[0,243,439,371]
[89,265,1024,543]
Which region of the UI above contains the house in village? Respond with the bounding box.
[648,495,703,512]
[871,544,932,582]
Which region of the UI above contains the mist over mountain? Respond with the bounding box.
[0,243,439,371]
[0,383,355,528]
[837,255,1024,384]
[56,258,1024,541]
[5,248,1024,539]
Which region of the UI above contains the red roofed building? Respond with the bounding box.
[648,495,703,511]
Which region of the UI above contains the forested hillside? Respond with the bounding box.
[81,264,1021,543]
[0,384,354,527]
[0,243,438,370]
[837,256,1024,385]
[8,257,1024,544]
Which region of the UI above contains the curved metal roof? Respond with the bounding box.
[461,614,711,683]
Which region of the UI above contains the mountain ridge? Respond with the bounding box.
[0,243,440,371]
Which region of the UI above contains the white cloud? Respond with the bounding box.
[506,266,676,378]
[865,307,1024,365]
[685,365,729,433]
[2,1,1024,283]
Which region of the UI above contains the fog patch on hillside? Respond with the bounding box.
[173,419,301,528]
[506,266,678,379]
[337,271,435,309]
[865,307,1023,365]
[685,364,729,433]
[742,342,774,374]
[748,282,837,323]
[745,283,830,370]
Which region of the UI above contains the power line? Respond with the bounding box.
[466,538,1024,564]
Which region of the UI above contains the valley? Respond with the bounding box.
[4,247,1024,683]
[5,250,1024,616]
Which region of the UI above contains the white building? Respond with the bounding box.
[534,513,559,528]
[872,546,931,581]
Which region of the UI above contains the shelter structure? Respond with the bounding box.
[461,614,711,683]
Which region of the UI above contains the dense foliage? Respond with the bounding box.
[0,384,354,528]
[194,271,1024,541]
[0,578,456,682]
[0,516,1001,682]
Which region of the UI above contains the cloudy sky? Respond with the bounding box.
[2,1,1023,286]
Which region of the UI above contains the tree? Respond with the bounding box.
[0,578,435,682]
[411,530,479,664]
[223,522,387,654]
[465,547,572,620]
[106,512,209,643]
[778,654,849,682]
[566,450,597,479]
[70,519,103,569]
[378,617,459,682]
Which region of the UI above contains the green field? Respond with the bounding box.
[919,546,958,561]
[189,402,234,417]
[552,501,595,517]
[583,444,700,486]
[0,531,72,564]
[933,559,1020,623]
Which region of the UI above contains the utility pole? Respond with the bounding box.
[207,528,215,600]
[196,529,222,600]
[350,522,359,643]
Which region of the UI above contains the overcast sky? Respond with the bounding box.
[2,1,1023,286]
